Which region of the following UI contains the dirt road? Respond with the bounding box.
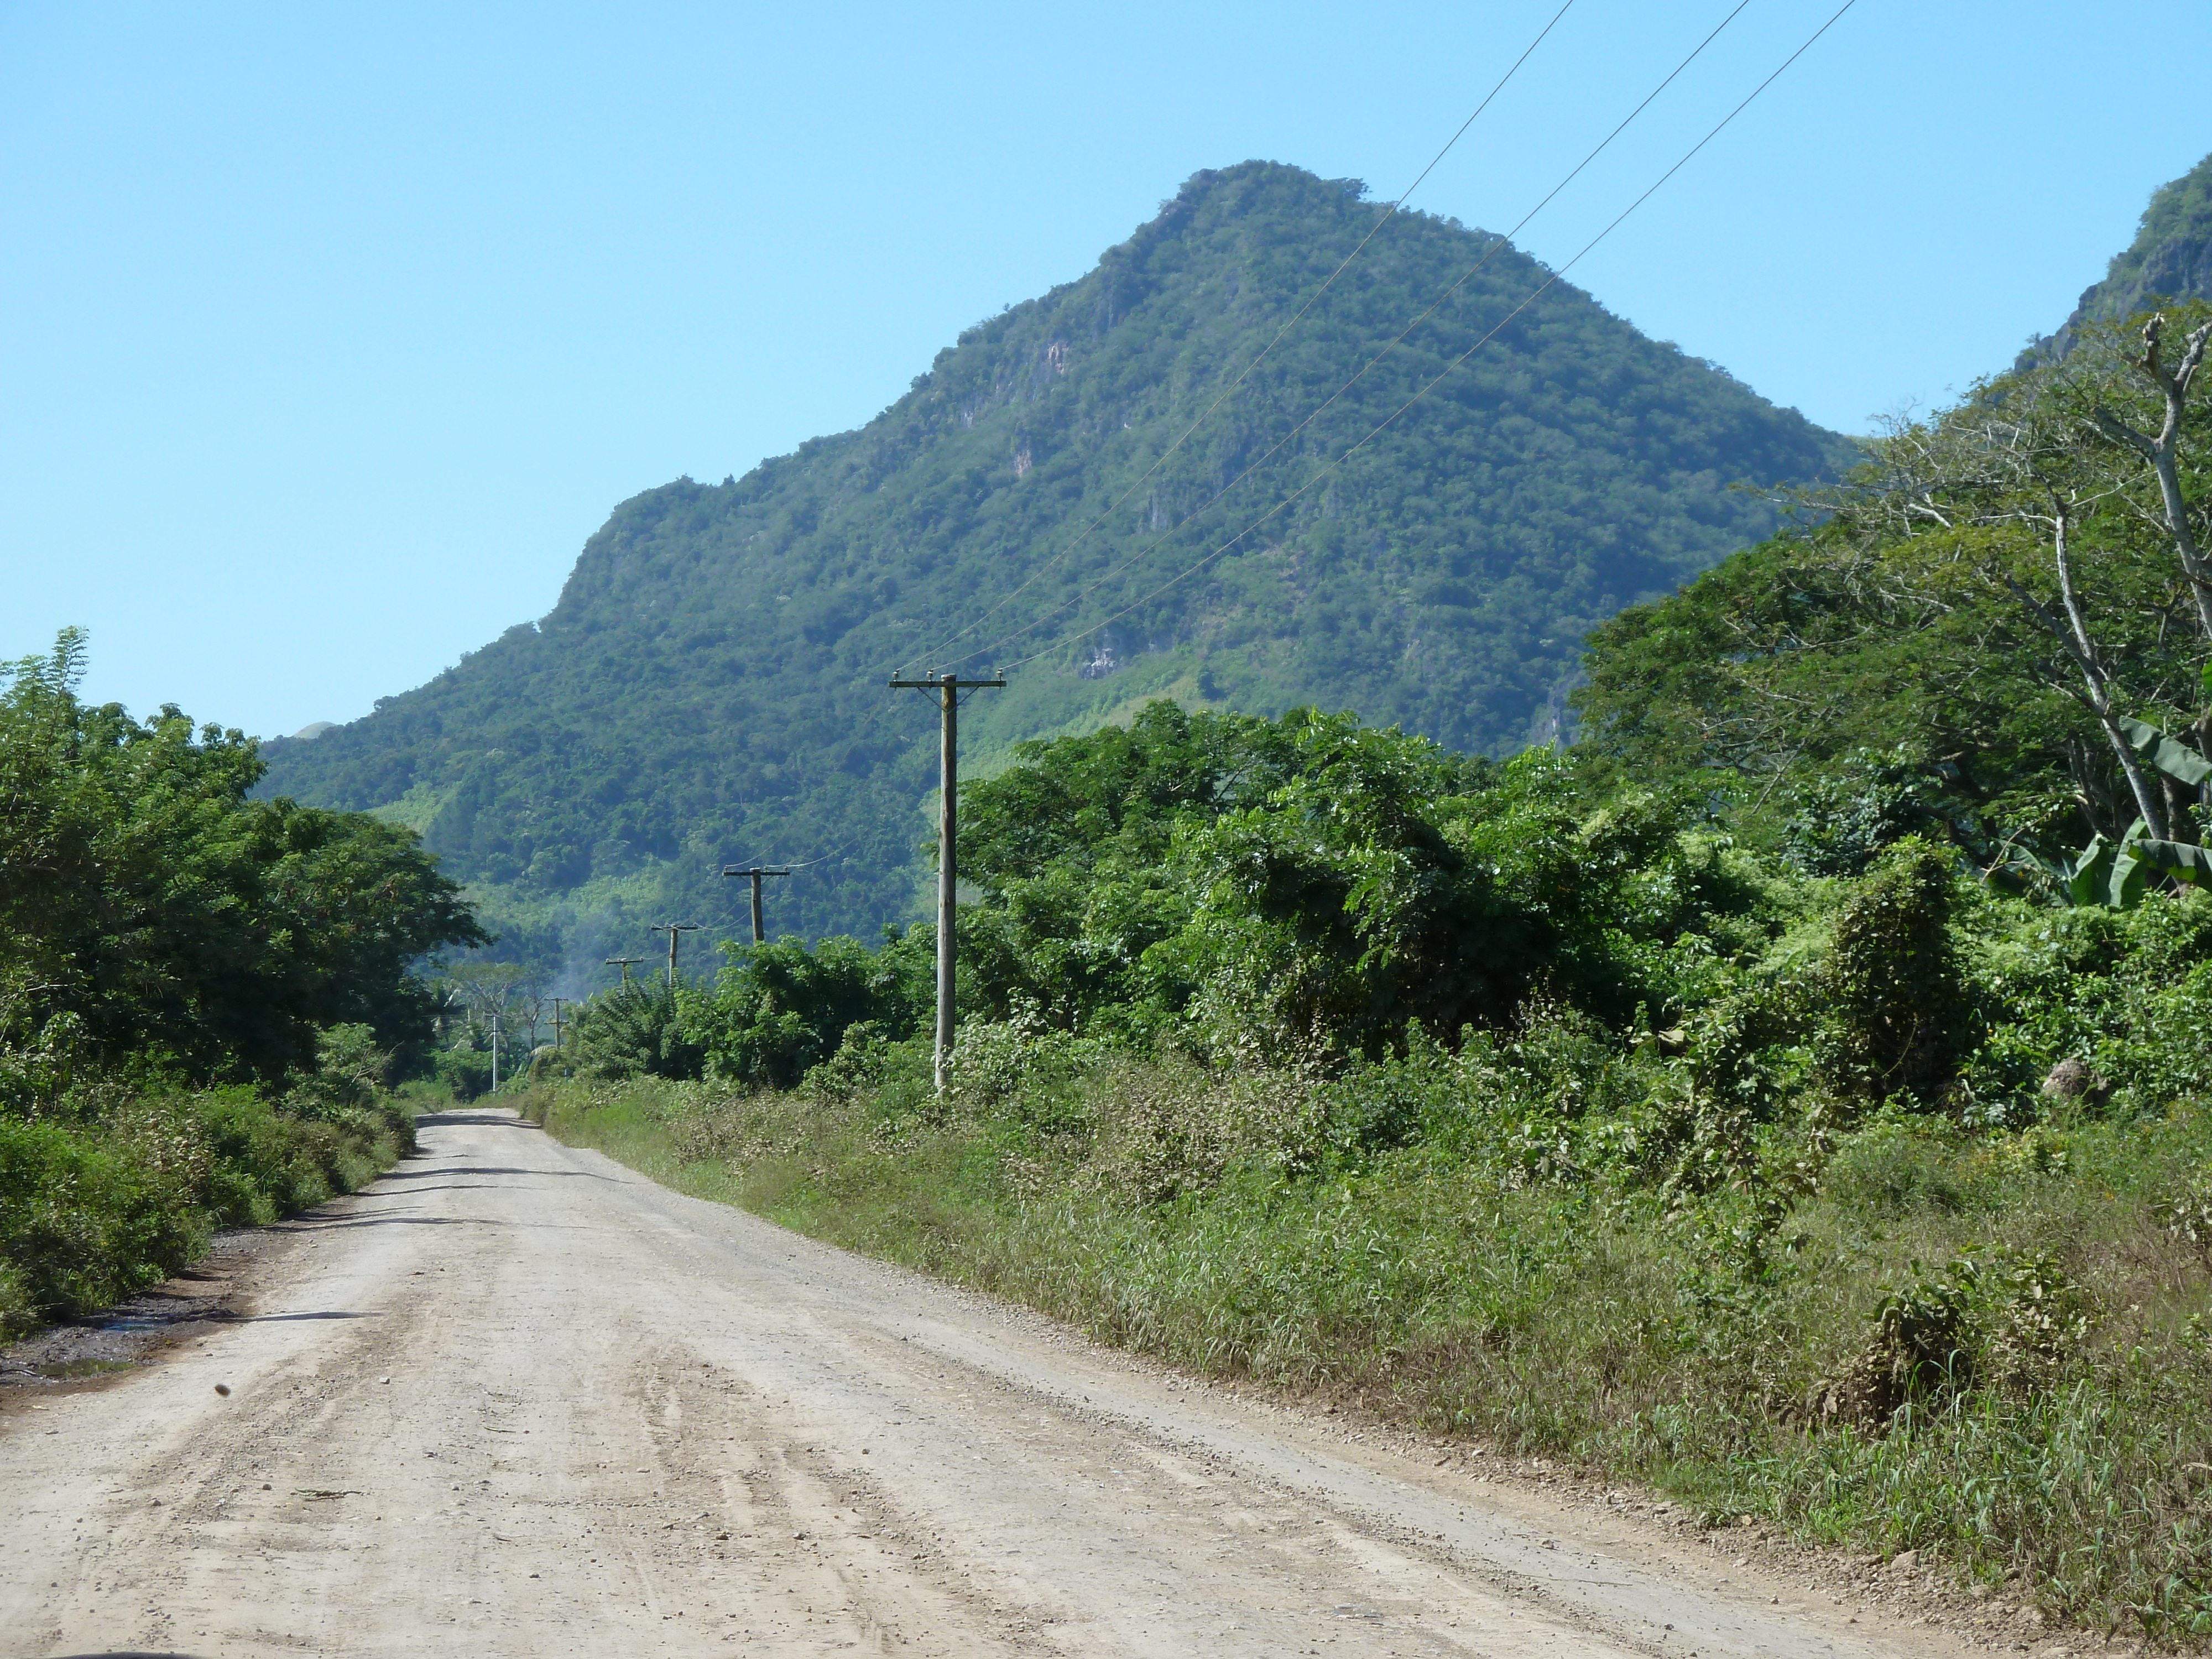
[1,1108,1981,1658]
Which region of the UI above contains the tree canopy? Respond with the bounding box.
[1,630,485,1081]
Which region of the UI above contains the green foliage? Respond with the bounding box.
[1820,838,1973,1104]
[434,1045,493,1102]
[685,930,933,1089]
[959,703,1745,1058]
[0,631,482,1332]
[284,1023,390,1121]
[1,630,484,1080]
[573,980,705,1082]
[260,161,1848,980]
[0,1078,416,1335]
[1579,302,2212,870]
[1780,749,1955,877]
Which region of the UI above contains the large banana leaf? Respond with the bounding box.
[2065,834,2116,907]
[2109,847,2152,909]
[2132,837,2212,888]
[2118,716,2212,787]
[2060,825,2153,909]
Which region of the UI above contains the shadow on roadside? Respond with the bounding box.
[291,1215,508,1230]
[237,1311,375,1322]
[376,1166,620,1181]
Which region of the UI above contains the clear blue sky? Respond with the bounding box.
[7,1,2211,740]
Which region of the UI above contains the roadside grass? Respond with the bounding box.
[0,1085,419,1337]
[524,1060,2212,1644]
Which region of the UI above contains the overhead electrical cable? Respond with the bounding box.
[901,0,1578,673]
[950,0,1757,673]
[990,0,1860,677]
[712,676,940,878]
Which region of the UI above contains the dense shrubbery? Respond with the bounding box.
[0,1035,418,1333]
[542,671,2212,1635]
[0,635,482,1333]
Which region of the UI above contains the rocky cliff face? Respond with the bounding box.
[2027,151,2212,364]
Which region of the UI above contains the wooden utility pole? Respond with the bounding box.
[604,956,644,988]
[889,670,1005,1093]
[551,996,572,1048]
[489,1012,502,1092]
[649,922,702,989]
[719,865,792,944]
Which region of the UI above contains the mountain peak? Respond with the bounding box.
[264,158,1846,984]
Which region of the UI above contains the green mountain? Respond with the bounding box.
[2029,149,2212,363]
[260,161,1850,985]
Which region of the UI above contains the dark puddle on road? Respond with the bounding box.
[32,1358,138,1380]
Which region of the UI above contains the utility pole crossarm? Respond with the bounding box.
[648,922,703,988]
[719,864,794,945]
[603,956,645,988]
[889,670,1007,1094]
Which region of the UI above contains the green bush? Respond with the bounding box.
[0,1112,204,1319]
[575,981,706,1081]
[0,1082,414,1336]
[434,1045,493,1102]
[1820,837,1973,1104]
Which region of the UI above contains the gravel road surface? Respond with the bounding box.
[0,1107,1979,1658]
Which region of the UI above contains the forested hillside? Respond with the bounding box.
[260,160,1849,982]
[529,292,2212,1635]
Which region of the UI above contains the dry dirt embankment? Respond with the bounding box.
[0,1108,1990,1658]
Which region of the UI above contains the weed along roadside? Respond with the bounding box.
[521,1046,2212,1650]
[523,702,2212,1652]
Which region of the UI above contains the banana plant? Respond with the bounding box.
[2052,718,2212,907]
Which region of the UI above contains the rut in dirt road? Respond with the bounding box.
[0,1108,1973,1658]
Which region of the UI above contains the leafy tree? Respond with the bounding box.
[681,930,932,1089]
[1819,838,1973,1102]
[0,631,484,1080]
[574,981,705,1081]
[1579,305,2212,872]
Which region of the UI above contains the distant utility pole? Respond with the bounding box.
[649,922,703,989]
[719,864,792,945]
[604,956,644,988]
[490,1011,502,1093]
[888,669,1005,1093]
[551,996,572,1048]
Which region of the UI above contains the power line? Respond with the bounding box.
[993,0,1861,677]
[947,0,1758,674]
[901,0,1579,672]
[710,679,942,878]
